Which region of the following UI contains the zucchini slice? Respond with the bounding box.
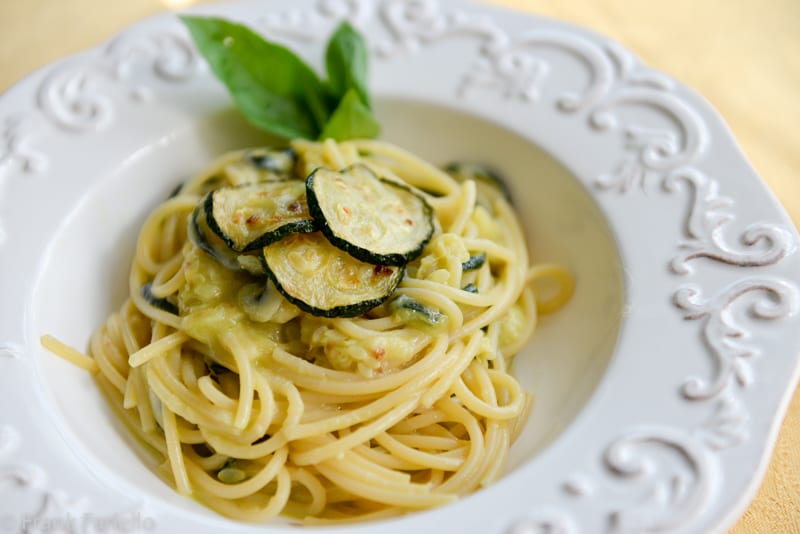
[244,147,296,174]
[461,252,487,272]
[188,202,244,271]
[390,294,447,330]
[205,181,316,253]
[224,147,297,186]
[306,165,434,266]
[188,202,264,273]
[205,357,231,377]
[141,282,179,315]
[462,283,479,294]
[262,232,404,318]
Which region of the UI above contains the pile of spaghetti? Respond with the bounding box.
[44,139,573,523]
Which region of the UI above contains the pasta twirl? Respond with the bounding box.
[45,139,573,523]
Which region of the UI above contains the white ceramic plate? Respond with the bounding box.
[1,1,798,532]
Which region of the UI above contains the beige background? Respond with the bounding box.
[2,0,798,531]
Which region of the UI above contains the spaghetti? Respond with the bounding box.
[45,139,573,523]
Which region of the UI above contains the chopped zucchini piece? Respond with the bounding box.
[205,357,231,377]
[252,434,271,445]
[194,174,226,196]
[390,294,447,329]
[141,282,179,315]
[462,283,479,294]
[224,147,298,186]
[206,181,316,253]
[188,202,245,271]
[238,282,283,323]
[262,232,404,318]
[167,181,184,199]
[244,147,296,173]
[217,458,247,484]
[217,467,246,484]
[306,165,434,266]
[461,252,487,271]
[236,255,267,276]
[445,162,512,205]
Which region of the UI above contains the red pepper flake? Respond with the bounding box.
[405,218,413,226]
[374,265,393,276]
[288,201,302,213]
[246,215,260,225]
[373,347,385,360]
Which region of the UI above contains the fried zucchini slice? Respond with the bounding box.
[306,165,434,266]
[205,181,315,253]
[262,232,404,317]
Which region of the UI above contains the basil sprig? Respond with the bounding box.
[181,16,379,141]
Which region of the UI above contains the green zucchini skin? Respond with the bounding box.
[243,147,296,174]
[444,162,512,203]
[141,282,179,315]
[462,283,479,294]
[205,357,231,377]
[261,232,404,318]
[389,294,447,329]
[306,165,434,266]
[167,181,185,199]
[204,181,317,253]
[461,253,487,272]
[221,147,298,187]
[188,202,244,271]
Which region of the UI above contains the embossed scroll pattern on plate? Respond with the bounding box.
[258,1,799,531]
[0,32,197,246]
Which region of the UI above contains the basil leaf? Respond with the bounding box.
[325,22,371,109]
[181,15,330,140]
[319,88,380,141]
